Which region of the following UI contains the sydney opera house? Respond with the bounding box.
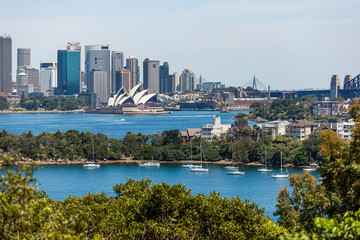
[107,83,157,107]
[86,83,170,115]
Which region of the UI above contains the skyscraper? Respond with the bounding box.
[143,58,160,94]
[172,72,179,92]
[40,60,57,93]
[111,51,123,93]
[121,69,131,93]
[25,68,40,92]
[57,42,81,95]
[125,56,139,90]
[17,48,31,69]
[88,70,108,105]
[159,62,171,93]
[85,45,110,100]
[0,35,12,94]
[179,68,196,93]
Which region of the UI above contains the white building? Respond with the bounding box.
[201,116,231,142]
[40,60,57,93]
[257,120,290,139]
[285,119,317,140]
[337,120,355,140]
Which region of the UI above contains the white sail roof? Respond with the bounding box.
[138,93,156,105]
[129,83,142,98]
[133,90,149,105]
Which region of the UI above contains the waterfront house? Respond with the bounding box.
[201,116,231,142]
[285,119,317,140]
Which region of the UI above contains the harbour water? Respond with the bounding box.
[0,110,312,220]
[33,164,321,219]
[0,111,246,139]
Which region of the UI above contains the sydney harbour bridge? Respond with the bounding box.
[243,74,360,99]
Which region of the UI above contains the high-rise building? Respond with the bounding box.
[111,51,124,93]
[143,58,160,94]
[67,42,81,51]
[330,75,340,99]
[179,68,196,93]
[172,72,179,92]
[85,45,110,100]
[0,35,12,94]
[16,69,33,96]
[88,70,108,106]
[125,56,139,90]
[17,48,31,69]
[121,69,131,93]
[159,62,172,93]
[25,68,40,92]
[40,60,57,93]
[57,43,81,95]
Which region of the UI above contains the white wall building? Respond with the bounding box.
[257,120,290,139]
[40,60,57,93]
[201,116,231,142]
[337,120,355,140]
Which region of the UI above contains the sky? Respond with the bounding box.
[1,0,359,90]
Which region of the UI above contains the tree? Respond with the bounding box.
[275,98,360,233]
[0,96,9,110]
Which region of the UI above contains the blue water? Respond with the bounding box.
[0,110,310,220]
[32,164,321,219]
[0,111,249,138]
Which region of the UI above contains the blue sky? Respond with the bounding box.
[1,0,359,90]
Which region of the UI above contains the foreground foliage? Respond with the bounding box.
[275,99,360,237]
[0,164,283,239]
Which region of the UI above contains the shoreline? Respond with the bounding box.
[2,159,316,168]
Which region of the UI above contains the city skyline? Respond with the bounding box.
[1,0,359,90]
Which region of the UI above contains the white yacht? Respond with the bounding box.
[190,144,208,172]
[258,150,273,172]
[83,162,100,169]
[83,143,100,169]
[139,161,160,167]
[271,152,289,178]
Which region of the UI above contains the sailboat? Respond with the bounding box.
[258,150,273,172]
[303,153,317,171]
[271,152,289,178]
[139,155,160,167]
[227,160,245,175]
[83,143,100,169]
[182,141,201,168]
[190,144,208,172]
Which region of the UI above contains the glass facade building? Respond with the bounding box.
[57,50,80,95]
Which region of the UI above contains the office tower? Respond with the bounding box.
[125,56,139,89]
[40,60,57,93]
[121,69,131,93]
[67,42,81,51]
[143,58,160,93]
[88,70,108,105]
[330,75,340,99]
[159,62,172,93]
[25,68,40,92]
[85,45,110,100]
[179,68,196,93]
[17,48,31,69]
[0,35,12,94]
[112,51,124,93]
[16,69,33,96]
[57,42,81,95]
[172,72,179,92]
